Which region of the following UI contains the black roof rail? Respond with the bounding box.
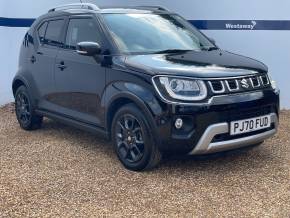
[134,6,170,12]
[48,3,100,13]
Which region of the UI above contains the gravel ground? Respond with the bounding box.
[0,104,289,217]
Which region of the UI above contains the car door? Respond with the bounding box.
[32,18,66,110]
[53,16,106,127]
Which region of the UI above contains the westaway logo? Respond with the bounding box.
[225,21,257,30]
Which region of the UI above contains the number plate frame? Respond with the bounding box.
[230,115,271,136]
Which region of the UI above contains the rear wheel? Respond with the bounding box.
[112,104,162,171]
[15,86,43,130]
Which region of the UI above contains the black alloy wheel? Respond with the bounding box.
[112,104,162,171]
[16,91,31,126]
[15,86,43,130]
[115,114,145,163]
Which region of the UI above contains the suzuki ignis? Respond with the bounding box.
[13,3,279,171]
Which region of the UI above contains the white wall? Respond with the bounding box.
[0,27,27,105]
[1,0,290,108]
[0,0,112,105]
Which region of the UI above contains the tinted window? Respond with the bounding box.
[37,22,48,43]
[44,19,64,46]
[103,14,214,54]
[65,18,101,50]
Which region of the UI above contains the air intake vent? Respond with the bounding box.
[260,75,270,85]
[208,81,225,93]
[250,76,260,88]
[226,79,239,91]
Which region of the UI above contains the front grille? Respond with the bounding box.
[208,80,225,93]
[208,74,271,94]
[250,76,260,87]
[226,79,239,91]
[260,75,270,85]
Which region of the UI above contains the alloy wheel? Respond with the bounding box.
[16,92,31,125]
[115,114,145,163]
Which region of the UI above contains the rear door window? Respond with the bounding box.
[44,19,65,47]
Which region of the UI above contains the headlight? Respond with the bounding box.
[153,76,207,101]
[268,75,279,92]
[271,80,278,90]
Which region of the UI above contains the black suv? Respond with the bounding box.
[13,4,279,171]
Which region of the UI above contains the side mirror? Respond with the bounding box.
[209,38,216,45]
[76,42,101,56]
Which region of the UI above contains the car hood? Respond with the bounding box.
[124,50,268,78]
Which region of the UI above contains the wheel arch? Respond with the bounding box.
[12,76,29,97]
[105,83,164,140]
[106,93,152,136]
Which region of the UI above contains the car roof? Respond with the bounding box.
[99,6,171,14]
[43,6,172,18]
[32,6,173,28]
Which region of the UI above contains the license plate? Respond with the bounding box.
[230,115,271,136]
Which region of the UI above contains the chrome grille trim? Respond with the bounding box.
[208,81,226,93]
[250,77,261,88]
[260,75,270,85]
[225,79,239,91]
[207,74,270,94]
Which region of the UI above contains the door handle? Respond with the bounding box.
[57,61,67,71]
[30,56,36,63]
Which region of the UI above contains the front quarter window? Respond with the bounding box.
[44,19,65,47]
[65,18,102,50]
[103,13,214,54]
[37,22,48,44]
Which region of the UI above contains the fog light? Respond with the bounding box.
[175,118,183,129]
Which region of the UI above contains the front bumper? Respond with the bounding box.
[154,89,279,154]
[189,113,278,155]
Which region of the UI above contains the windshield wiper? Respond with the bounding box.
[201,46,219,51]
[153,49,193,54]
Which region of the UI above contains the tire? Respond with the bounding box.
[111,103,162,171]
[15,85,43,130]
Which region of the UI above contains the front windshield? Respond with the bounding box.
[102,13,215,54]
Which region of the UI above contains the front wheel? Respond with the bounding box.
[111,104,162,171]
